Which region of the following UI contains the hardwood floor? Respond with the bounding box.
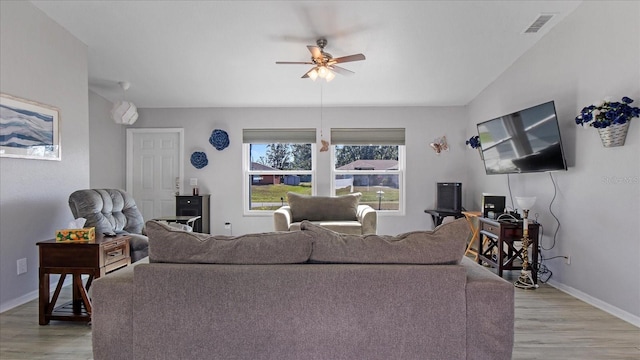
[0,288,92,360]
[1,273,638,359]
[513,284,639,359]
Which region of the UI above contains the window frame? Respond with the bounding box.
[331,144,406,216]
[242,142,317,215]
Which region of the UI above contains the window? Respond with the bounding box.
[331,128,405,213]
[243,129,316,213]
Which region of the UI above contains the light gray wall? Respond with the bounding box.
[0,1,89,310]
[89,90,126,189]
[133,106,469,235]
[466,1,639,322]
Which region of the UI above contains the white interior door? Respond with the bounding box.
[126,128,184,221]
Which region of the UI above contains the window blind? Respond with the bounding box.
[330,128,405,145]
[242,128,316,144]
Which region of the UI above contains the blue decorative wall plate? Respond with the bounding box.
[190,151,208,169]
[209,129,229,151]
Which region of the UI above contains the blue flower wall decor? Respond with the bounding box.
[575,96,640,128]
[465,135,481,149]
[190,151,208,169]
[209,129,230,151]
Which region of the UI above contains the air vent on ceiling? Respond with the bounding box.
[523,13,555,34]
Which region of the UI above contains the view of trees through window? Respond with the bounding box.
[334,145,401,211]
[335,145,398,167]
[246,143,402,212]
[248,143,313,210]
[252,144,311,170]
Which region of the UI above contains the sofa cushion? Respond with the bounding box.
[287,192,361,222]
[146,221,313,264]
[300,217,469,264]
[289,221,363,235]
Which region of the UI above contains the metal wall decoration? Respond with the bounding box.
[429,135,449,154]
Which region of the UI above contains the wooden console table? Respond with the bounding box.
[37,234,130,325]
[477,217,540,284]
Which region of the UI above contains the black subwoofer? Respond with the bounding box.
[436,182,462,211]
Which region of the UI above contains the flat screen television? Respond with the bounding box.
[477,101,568,175]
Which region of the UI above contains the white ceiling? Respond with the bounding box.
[30,0,582,108]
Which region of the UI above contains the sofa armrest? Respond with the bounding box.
[92,259,148,360]
[357,205,377,234]
[462,257,514,360]
[273,206,293,231]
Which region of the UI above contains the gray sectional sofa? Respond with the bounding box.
[91,218,514,360]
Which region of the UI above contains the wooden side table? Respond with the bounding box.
[477,218,540,283]
[37,234,130,325]
[461,211,483,260]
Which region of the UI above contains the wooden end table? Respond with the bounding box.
[37,234,130,325]
[477,218,540,283]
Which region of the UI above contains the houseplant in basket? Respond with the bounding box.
[575,96,640,147]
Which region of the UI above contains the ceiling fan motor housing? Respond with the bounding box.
[313,38,332,65]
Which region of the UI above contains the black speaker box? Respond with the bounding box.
[482,195,506,219]
[437,182,462,211]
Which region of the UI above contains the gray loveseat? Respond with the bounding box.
[92,218,514,360]
[274,192,377,234]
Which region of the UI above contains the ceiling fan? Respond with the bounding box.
[276,38,366,81]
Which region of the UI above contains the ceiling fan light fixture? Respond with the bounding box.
[277,39,365,82]
[325,70,336,82]
[317,66,328,78]
[308,68,318,81]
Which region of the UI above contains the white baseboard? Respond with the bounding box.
[547,279,640,328]
[0,289,40,314]
[0,276,74,314]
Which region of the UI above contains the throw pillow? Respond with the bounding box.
[287,192,361,222]
[146,220,313,264]
[300,218,469,264]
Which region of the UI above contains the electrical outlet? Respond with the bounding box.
[17,258,27,275]
[565,256,571,265]
[224,222,231,230]
[189,178,198,186]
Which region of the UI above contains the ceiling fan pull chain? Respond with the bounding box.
[318,83,329,152]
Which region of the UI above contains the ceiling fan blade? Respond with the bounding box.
[301,71,310,78]
[276,61,314,65]
[329,65,354,76]
[328,53,366,65]
[307,45,322,59]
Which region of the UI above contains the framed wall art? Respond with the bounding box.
[0,93,60,160]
